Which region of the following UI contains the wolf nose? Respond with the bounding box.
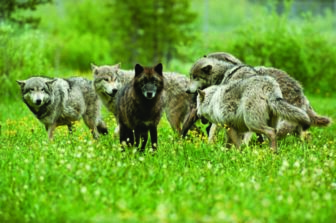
[36,99,42,105]
[112,89,118,95]
[107,89,118,97]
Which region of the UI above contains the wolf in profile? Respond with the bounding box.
[17,76,108,139]
[116,63,165,152]
[196,75,311,152]
[185,52,330,139]
[92,63,193,135]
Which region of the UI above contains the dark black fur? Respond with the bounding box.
[116,63,165,152]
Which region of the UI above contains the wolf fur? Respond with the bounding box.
[17,76,108,140]
[196,76,311,152]
[185,52,330,139]
[116,63,165,152]
[92,63,193,134]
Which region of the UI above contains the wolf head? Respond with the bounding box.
[196,86,218,124]
[186,58,213,94]
[186,52,242,94]
[134,63,164,100]
[17,77,55,110]
[92,63,122,97]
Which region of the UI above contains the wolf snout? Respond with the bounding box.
[107,89,118,97]
[35,99,42,105]
[186,86,198,94]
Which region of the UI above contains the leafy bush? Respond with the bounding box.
[0,23,50,99]
[47,32,113,72]
[225,9,336,96]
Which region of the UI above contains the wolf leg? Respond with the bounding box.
[46,123,57,140]
[81,115,100,139]
[251,126,277,153]
[242,132,253,145]
[276,120,299,139]
[166,110,182,133]
[226,127,242,149]
[166,98,191,134]
[119,124,134,147]
[149,126,158,152]
[181,107,198,137]
[208,124,218,143]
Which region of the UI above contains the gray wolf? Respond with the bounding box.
[196,75,311,153]
[185,52,330,139]
[92,63,193,135]
[116,63,165,152]
[17,76,108,139]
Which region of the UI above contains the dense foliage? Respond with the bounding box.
[226,10,336,96]
[0,0,51,27]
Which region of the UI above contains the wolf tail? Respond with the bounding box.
[270,98,311,130]
[306,105,331,127]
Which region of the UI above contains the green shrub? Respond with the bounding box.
[47,32,113,72]
[0,23,50,99]
[226,10,336,96]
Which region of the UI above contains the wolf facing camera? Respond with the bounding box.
[17,76,108,140]
[116,63,165,152]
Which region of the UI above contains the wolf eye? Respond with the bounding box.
[103,77,109,81]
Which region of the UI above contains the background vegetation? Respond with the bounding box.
[0,0,335,222]
[0,0,336,98]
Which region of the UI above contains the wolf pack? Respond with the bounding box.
[17,52,331,153]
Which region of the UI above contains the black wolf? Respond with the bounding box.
[117,63,165,152]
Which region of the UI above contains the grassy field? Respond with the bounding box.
[0,95,335,223]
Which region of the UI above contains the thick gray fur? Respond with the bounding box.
[188,52,330,140]
[197,75,311,152]
[17,76,108,139]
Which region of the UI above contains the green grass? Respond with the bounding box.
[0,96,335,223]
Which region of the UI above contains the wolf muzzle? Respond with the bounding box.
[142,83,157,99]
[25,92,46,107]
[186,80,202,94]
[107,89,118,97]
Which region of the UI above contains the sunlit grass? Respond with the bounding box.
[0,97,335,222]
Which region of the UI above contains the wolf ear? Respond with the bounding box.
[91,63,97,71]
[197,89,205,102]
[16,80,26,88]
[154,63,163,76]
[46,79,56,90]
[91,63,99,76]
[135,64,144,77]
[116,63,121,69]
[201,65,212,74]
